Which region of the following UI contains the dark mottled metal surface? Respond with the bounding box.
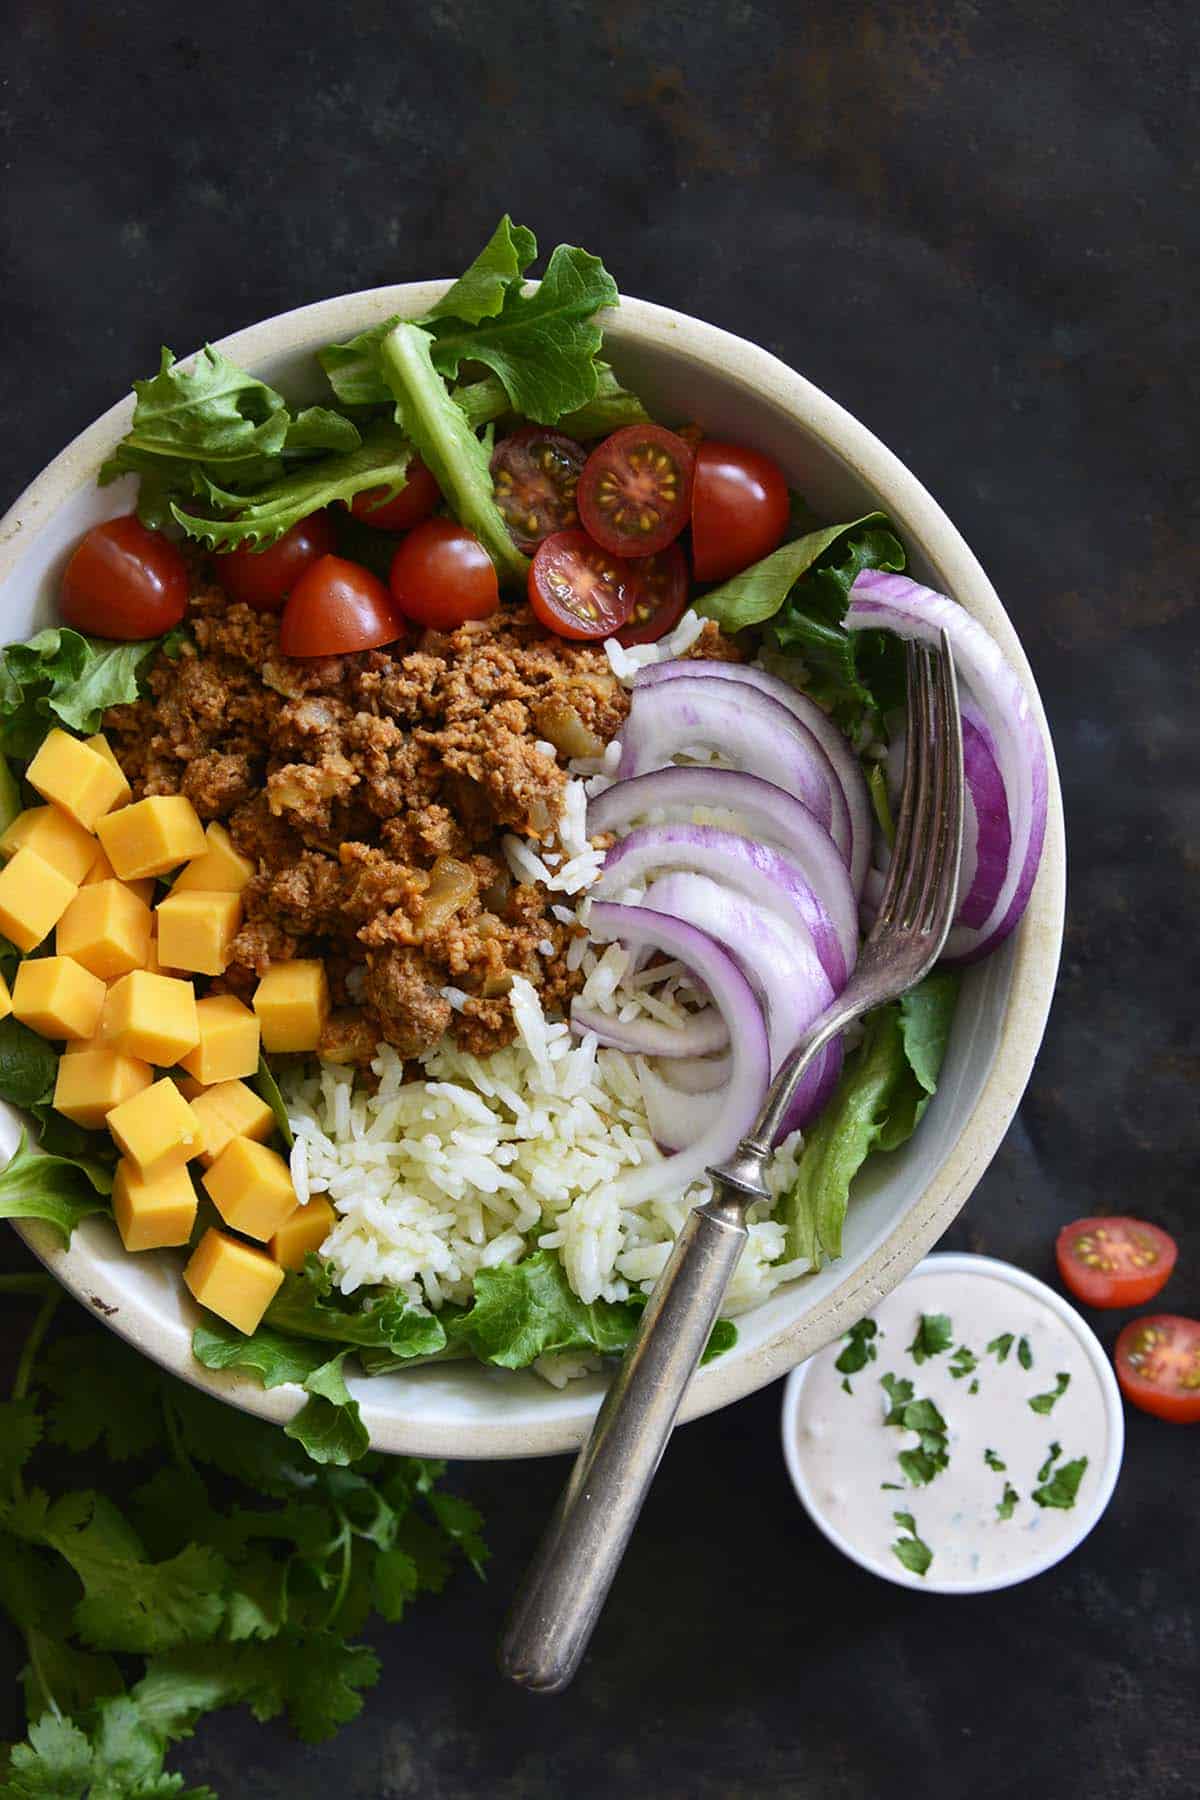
[2,2,1197,1795]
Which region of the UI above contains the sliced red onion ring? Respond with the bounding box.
[616,676,853,871]
[848,570,1048,963]
[569,1002,729,1058]
[587,901,770,1204]
[587,767,857,978]
[641,872,840,1137]
[635,660,873,896]
[885,699,1009,931]
[594,821,848,990]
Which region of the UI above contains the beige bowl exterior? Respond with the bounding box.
[0,286,1065,1458]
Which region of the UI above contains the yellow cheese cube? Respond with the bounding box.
[0,849,78,953]
[112,1159,197,1251]
[0,807,98,885]
[83,848,154,907]
[26,729,127,831]
[187,1079,276,1167]
[183,1226,284,1334]
[253,960,329,1053]
[53,1047,153,1128]
[202,1135,297,1242]
[12,955,106,1040]
[0,973,10,1021]
[172,822,255,894]
[155,890,242,977]
[84,734,132,808]
[177,994,260,1085]
[97,794,206,880]
[142,932,180,977]
[106,970,200,1064]
[107,1076,201,1178]
[56,879,153,980]
[270,1195,335,1271]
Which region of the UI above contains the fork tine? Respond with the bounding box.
[875,641,924,929]
[891,645,937,929]
[922,630,964,945]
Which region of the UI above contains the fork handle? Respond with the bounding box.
[498,1189,749,1694]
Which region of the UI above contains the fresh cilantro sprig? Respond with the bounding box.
[891,1511,933,1578]
[835,1317,878,1389]
[907,1313,953,1365]
[0,1278,486,1795]
[1033,1456,1088,1511]
[996,1483,1020,1521]
[881,1372,950,1486]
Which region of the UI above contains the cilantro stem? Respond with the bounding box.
[0,1273,55,1296]
[322,1513,354,1630]
[24,1630,61,1721]
[12,1289,59,1404]
[161,1391,194,1473]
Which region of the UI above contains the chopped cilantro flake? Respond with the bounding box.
[1028,1372,1070,1415]
[891,1512,933,1577]
[1017,1335,1034,1370]
[1037,1441,1063,1483]
[996,1483,1020,1520]
[987,1333,1015,1363]
[835,1317,878,1379]
[1033,1456,1088,1510]
[949,1345,978,1380]
[983,1448,1007,1472]
[907,1313,954,1364]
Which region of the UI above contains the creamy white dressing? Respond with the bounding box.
[790,1267,1114,1589]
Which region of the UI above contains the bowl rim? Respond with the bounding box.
[1,283,1066,1459]
[778,1252,1125,1594]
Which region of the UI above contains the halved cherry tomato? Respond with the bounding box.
[1056,1216,1178,1309]
[388,519,499,630]
[279,554,407,657]
[61,515,188,639]
[616,543,689,646]
[220,511,336,612]
[528,530,635,640]
[691,440,789,583]
[490,427,586,552]
[1114,1315,1200,1423]
[349,458,440,532]
[577,424,694,558]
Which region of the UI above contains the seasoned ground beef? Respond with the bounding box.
[106,577,734,1062]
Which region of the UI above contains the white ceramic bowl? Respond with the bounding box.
[0,287,1065,1458]
[780,1254,1124,1593]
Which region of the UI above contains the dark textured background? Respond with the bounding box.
[2,1,1198,1794]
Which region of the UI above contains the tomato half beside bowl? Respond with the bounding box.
[1055,1216,1178,1309]
[1114,1315,1200,1423]
[279,554,407,657]
[60,515,188,639]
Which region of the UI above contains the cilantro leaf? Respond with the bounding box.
[883,1381,950,1485]
[880,1371,914,1411]
[834,1316,878,1376]
[0,1132,111,1245]
[949,1346,979,1381]
[891,1512,933,1577]
[1017,1335,1034,1370]
[907,1313,954,1365]
[1037,1441,1062,1483]
[0,1396,42,1491]
[996,1483,1020,1520]
[427,242,618,424]
[987,1333,1014,1363]
[133,1632,381,1747]
[42,1335,163,1461]
[983,1448,1006,1472]
[283,1351,370,1467]
[1028,1372,1070,1415]
[1033,1455,1088,1510]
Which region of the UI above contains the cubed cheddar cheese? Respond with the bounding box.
[97,794,206,880]
[156,890,242,977]
[183,1226,284,1334]
[26,729,127,831]
[56,879,153,980]
[270,1195,336,1271]
[106,969,200,1064]
[178,994,260,1085]
[202,1136,297,1242]
[172,822,255,894]
[83,847,154,907]
[53,1047,153,1128]
[0,973,10,1022]
[187,1079,276,1167]
[0,849,78,953]
[63,987,120,1052]
[0,807,98,885]
[112,1158,197,1251]
[107,1076,201,1178]
[253,960,329,1053]
[13,955,106,1041]
[84,734,132,808]
[142,932,180,978]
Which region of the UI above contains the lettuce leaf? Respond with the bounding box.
[172,421,412,554]
[378,322,529,583]
[427,213,538,325]
[0,629,167,756]
[770,524,908,736]
[779,970,959,1265]
[697,513,893,635]
[0,1132,113,1243]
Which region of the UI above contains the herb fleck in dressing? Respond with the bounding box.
[791,1270,1112,1585]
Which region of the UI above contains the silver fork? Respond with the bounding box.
[500,632,964,1694]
